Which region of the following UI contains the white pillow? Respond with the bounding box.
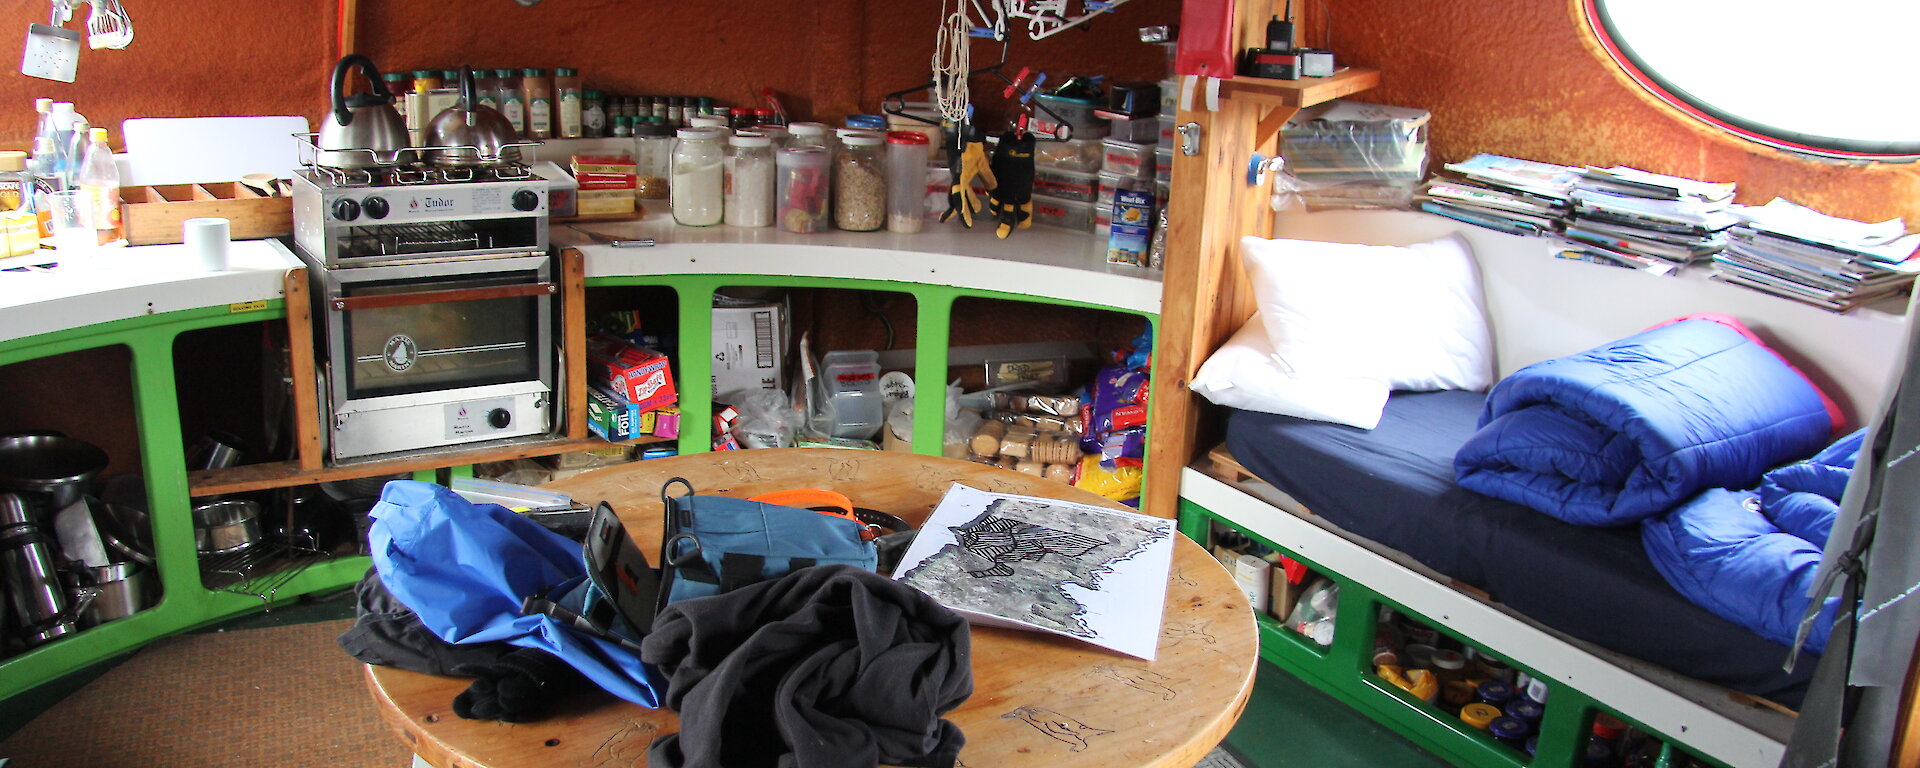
[1190,316,1391,429]
[1239,233,1495,392]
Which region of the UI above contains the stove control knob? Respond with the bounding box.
[363,196,390,220]
[331,198,361,222]
[511,189,540,212]
[487,408,512,429]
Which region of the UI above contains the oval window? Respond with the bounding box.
[1582,0,1920,161]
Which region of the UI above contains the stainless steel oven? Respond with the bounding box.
[313,253,555,460]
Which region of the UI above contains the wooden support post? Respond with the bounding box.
[562,248,588,440]
[283,268,326,471]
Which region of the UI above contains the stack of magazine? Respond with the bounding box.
[1417,154,1575,237]
[1713,199,1920,313]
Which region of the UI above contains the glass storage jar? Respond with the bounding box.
[671,127,726,227]
[776,146,831,234]
[633,120,674,200]
[885,131,930,233]
[834,132,886,232]
[786,122,832,151]
[724,133,776,228]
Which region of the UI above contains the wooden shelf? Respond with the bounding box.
[188,434,674,496]
[1216,67,1382,109]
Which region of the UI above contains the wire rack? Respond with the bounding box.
[197,537,337,606]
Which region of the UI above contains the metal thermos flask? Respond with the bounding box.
[0,492,79,646]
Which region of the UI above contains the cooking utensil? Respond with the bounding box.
[84,0,133,50]
[239,173,279,198]
[568,226,655,248]
[97,474,154,565]
[76,561,149,627]
[317,54,411,169]
[0,433,109,512]
[0,493,81,646]
[21,22,81,83]
[424,68,522,167]
[192,498,262,555]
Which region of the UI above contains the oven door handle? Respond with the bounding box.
[331,282,558,312]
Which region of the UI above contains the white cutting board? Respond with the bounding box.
[121,116,311,186]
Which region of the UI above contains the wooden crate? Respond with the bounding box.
[120,182,292,246]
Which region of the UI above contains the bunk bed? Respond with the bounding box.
[1139,9,1914,761]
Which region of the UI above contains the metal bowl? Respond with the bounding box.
[192,498,262,555]
[0,434,109,510]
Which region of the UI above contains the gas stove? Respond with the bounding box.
[291,164,550,269]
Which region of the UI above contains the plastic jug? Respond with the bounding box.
[819,350,882,440]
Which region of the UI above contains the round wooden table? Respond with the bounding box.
[365,449,1258,768]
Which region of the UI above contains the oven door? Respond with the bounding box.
[321,254,555,459]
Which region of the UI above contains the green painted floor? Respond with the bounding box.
[1225,661,1453,768]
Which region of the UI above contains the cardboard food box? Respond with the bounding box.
[587,334,678,412]
[587,386,644,442]
[711,300,788,397]
[574,171,638,190]
[571,154,638,174]
[120,182,292,246]
[577,189,637,216]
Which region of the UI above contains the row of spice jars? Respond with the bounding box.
[669,126,933,234]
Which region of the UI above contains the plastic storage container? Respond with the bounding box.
[886,131,931,233]
[834,132,886,231]
[1030,194,1095,232]
[1155,147,1174,181]
[1034,166,1100,203]
[1103,139,1155,178]
[787,122,832,151]
[532,161,578,218]
[1157,115,1177,151]
[671,127,727,226]
[724,133,776,227]
[1032,94,1108,140]
[820,350,883,440]
[776,146,831,233]
[1033,138,1105,173]
[633,120,674,199]
[1104,114,1160,144]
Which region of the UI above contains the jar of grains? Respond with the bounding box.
[671,127,727,227]
[633,120,674,200]
[834,132,886,232]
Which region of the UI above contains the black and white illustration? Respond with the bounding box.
[895,484,1174,659]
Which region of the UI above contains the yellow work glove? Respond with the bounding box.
[941,135,996,228]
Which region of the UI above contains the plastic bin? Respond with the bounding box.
[820,350,883,440]
[532,161,579,218]
[1155,147,1174,181]
[1103,139,1155,179]
[1033,94,1109,140]
[1030,194,1095,232]
[1157,115,1177,151]
[1034,166,1100,203]
[1105,114,1160,144]
[1033,138,1105,173]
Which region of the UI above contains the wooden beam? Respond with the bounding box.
[336,0,357,58]
[188,434,673,497]
[283,268,326,471]
[562,248,588,440]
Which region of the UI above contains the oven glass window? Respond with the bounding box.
[338,217,543,261]
[342,272,543,400]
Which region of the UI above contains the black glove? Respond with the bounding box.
[451,647,587,723]
[987,131,1037,239]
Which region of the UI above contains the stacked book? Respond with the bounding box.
[1712,199,1920,312]
[1418,154,1576,237]
[1557,166,1738,275]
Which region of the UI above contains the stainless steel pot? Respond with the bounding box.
[97,474,154,565]
[77,561,151,628]
[192,498,262,555]
[0,433,109,512]
[0,493,80,646]
[424,67,522,167]
[317,54,412,168]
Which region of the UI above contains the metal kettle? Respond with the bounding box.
[424,67,523,167]
[317,54,411,168]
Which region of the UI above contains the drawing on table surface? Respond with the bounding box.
[829,457,861,481]
[1161,619,1217,647]
[586,719,657,768]
[719,461,763,483]
[895,483,1175,659]
[1091,663,1182,700]
[1003,705,1113,752]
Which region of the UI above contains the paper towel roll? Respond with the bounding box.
[184,217,230,271]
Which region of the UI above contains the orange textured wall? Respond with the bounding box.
[1330,0,1918,225]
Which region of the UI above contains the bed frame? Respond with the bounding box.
[1141,3,1920,764]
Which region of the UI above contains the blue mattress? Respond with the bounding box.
[1226,391,1812,706]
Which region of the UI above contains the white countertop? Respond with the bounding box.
[556,204,1164,315]
[0,239,302,345]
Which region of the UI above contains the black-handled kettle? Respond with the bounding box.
[317,53,412,168]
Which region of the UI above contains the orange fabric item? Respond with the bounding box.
[747,489,858,523]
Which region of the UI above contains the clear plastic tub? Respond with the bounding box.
[1103,139,1155,179]
[1034,166,1100,203]
[1033,94,1109,140]
[1032,138,1105,173]
[777,146,831,233]
[1104,114,1160,144]
[886,131,931,233]
[820,350,883,440]
[1157,115,1177,151]
[1030,194,1095,232]
[1155,147,1174,181]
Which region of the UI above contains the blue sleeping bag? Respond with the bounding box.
[1641,430,1863,653]
[1455,318,1833,526]
[368,481,664,707]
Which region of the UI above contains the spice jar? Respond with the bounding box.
[522,68,554,139]
[834,132,886,231]
[411,70,441,92]
[776,146,831,233]
[633,120,674,200]
[687,115,728,130]
[787,122,831,151]
[383,73,413,119]
[555,68,583,139]
[724,133,776,228]
[671,127,726,227]
[886,131,930,233]
[611,115,633,138]
[495,69,526,137]
[582,90,607,138]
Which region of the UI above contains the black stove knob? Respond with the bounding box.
[363,196,390,219]
[487,408,512,429]
[331,198,361,222]
[511,189,541,212]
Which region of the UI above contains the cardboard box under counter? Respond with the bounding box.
[120,182,292,246]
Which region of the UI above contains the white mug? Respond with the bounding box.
[183,217,230,271]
